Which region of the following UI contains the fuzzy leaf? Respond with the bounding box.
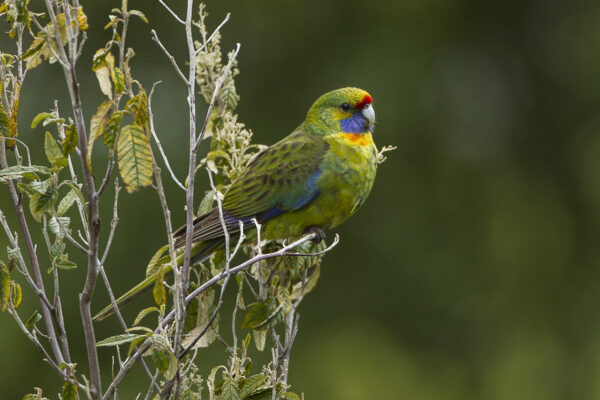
[44,131,67,168]
[62,124,78,155]
[220,378,241,400]
[133,306,159,326]
[253,329,266,352]
[0,165,51,181]
[239,374,268,398]
[29,185,57,222]
[0,265,10,312]
[145,244,169,277]
[61,381,78,400]
[96,333,144,347]
[57,189,78,216]
[48,216,70,238]
[117,124,153,193]
[242,298,281,330]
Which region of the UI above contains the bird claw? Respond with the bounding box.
[304,226,326,243]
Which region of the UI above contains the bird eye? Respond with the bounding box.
[341,103,350,111]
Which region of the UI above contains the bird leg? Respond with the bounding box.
[303,226,326,243]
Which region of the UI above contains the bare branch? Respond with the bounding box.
[157,0,185,25]
[151,29,188,85]
[148,81,186,191]
[194,13,231,55]
[102,231,335,399]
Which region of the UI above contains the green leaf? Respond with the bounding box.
[12,282,22,309]
[253,329,266,352]
[24,311,42,329]
[44,131,67,168]
[145,244,169,277]
[50,241,66,259]
[0,165,51,181]
[220,378,241,400]
[111,67,125,95]
[126,334,149,357]
[96,333,144,347]
[133,306,159,326]
[0,101,10,139]
[31,112,54,129]
[29,185,57,222]
[48,216,70,238]
[149,334,178,380]
[129,10,149,23]
[62,124,78,155]
[57,258,77,270]
[242,298,282,330]
[0,265,10,312]
[152,269,166,306]
[104,110,123,149]
[291,265,320,300]
[57,189,78,216]
[280,393,301,400]
[239,374,268,398]
[241,388,273,400]
[88,100,113,169]
[117,123,154,193]
[61,380,78,400]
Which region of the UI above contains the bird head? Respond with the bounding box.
[305,87,375,135]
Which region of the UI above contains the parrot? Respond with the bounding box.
[94,87,378,320]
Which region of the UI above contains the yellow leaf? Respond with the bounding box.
[117,124,153,193]
[87,100,113,171]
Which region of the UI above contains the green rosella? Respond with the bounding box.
[94,87,378,320]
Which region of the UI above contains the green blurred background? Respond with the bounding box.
[2,0,600,398]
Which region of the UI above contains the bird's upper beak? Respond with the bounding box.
[361,103,375,125]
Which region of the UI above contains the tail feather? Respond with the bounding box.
[93,238,223,321]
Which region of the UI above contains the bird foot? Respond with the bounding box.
[304,226,326,243]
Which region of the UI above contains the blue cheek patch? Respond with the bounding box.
[339,113,368,133]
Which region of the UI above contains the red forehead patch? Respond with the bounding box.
[355,94,372,109]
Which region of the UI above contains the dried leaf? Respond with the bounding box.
[88,100,113,169]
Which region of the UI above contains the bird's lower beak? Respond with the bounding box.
[362,104,375,125]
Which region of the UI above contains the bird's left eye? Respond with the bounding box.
[341,103,350,111]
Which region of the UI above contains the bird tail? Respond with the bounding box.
[92,238,222,321]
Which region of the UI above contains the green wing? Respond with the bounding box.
[223,128,328,218]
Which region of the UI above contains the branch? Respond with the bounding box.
[157,0,185,25]
[194,13,230,55]
[102,231,337,399]
[151,29,188,85]
[148,81,186,191]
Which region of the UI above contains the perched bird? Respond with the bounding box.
[94,87,378,320]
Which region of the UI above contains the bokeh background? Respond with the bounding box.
[2,0,600,398]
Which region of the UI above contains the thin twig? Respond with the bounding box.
[148,81,186,191]
[102,231,336,400]
[151,29,188,85]
[157,0,185,25]
[194,13,231,55]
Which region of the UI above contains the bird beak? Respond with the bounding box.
[362,103,375,125]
